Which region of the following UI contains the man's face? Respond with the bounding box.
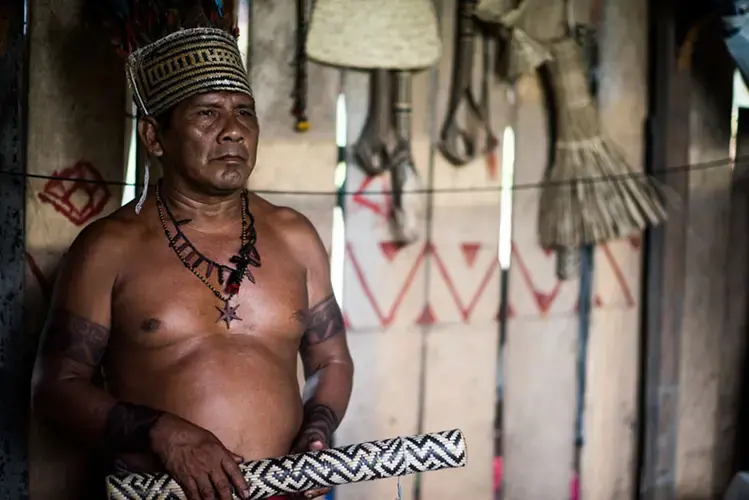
[144,91,259,194]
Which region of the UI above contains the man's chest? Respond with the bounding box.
[111,234,310,343]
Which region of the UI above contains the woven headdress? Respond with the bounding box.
[94,0,251,212]
[306,0,441,70]
[95,0,251,117]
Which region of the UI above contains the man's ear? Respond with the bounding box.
[137,117,164,157]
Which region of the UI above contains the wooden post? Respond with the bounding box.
[0,2,30,499]
[637,0,691,497]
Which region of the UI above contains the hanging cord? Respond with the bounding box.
[3,154,738,195]
[291,0,315,132]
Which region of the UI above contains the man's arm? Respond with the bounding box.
[31,219,162,454]
[292,215,354,450]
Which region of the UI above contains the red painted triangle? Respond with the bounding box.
[495,303,515,321]
[380,241,405,262]
[629,235,642,250]
[543,247,554,257]
[343,312,352,329]
[461,243,482,267]
[416,304,437,325]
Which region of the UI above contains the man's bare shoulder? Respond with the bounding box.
[249,193,320,240]
[67,203,151,263]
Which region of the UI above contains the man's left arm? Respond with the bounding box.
[293,215,354,454]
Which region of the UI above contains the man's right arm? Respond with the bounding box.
[31,218,162,455]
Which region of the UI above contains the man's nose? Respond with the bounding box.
[219,114,245,142]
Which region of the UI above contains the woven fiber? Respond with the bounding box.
[126,27,252,117]
[475,1,551,82]
[537,37,667,249]
[105,429,467,499]
[306,0,441,70]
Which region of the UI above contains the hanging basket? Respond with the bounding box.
[306,0,441,70]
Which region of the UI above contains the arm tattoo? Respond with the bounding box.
[298,403,339,448]
[103,402,164,454]
[300,294,345,351]
[41,309,110,367]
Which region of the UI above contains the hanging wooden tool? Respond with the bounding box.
[291,0,314,132]
[390,71,422,243]
[353,70,396,177]
[353,70,422,244]
[438,0,498,167]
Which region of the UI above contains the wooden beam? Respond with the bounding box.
[637,0,690,497]
[0,3,30,499]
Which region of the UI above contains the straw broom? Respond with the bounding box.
[537,37,668,253]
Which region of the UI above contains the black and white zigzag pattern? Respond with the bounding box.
[106,429,466,500]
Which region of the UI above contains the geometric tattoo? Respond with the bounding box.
[299,294,345,352]
[295,403,339,449]
[40,309,110,367]
[103,402,164,454]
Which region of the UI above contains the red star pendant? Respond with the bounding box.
[216,301,242,328]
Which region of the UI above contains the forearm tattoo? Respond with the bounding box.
[300,294,345,352]
[103,402,164,454]
[298,403,339,447]
[40,309,110,367]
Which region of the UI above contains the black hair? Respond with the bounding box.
[153,106,175,131]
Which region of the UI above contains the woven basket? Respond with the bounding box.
[307,0,441,70]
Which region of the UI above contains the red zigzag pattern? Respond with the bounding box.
[344,241,635,329]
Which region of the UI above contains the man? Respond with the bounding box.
[30,24,354,500]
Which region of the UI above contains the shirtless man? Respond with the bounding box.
[30,26,353,500]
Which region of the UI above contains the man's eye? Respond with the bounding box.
[198,109,215,117]
[238,109,255,117]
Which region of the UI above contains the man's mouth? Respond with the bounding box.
[215,154,246,162]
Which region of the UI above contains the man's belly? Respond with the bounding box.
[107,335,304,463]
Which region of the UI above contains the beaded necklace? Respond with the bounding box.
[155,180,261,328]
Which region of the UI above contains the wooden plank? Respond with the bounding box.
[726,107,749,481]
[419,0,505,497]
[503,3,578,499]
[674,23,734,499]
[0,3,30,499]
[638,0,691,497]
[580,0,648,498]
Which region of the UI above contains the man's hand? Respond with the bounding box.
[290,432,331,499]
[150,413,251,500]
[289,404,339,499]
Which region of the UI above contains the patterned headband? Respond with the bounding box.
[125,27,252,117]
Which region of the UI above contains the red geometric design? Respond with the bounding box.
[496,302,516,320]
[430,243,498,322]
[346,241,427,328]
[380,241,404,262]
[25,251,52,299]
[460,242,482,268]
[512,243,562,316]
[345,239,637,328]
[629,234,642,250]
[416,305,437,325]
[350,175,391,220]
[38,161,111,226]
[600,243,635,306]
